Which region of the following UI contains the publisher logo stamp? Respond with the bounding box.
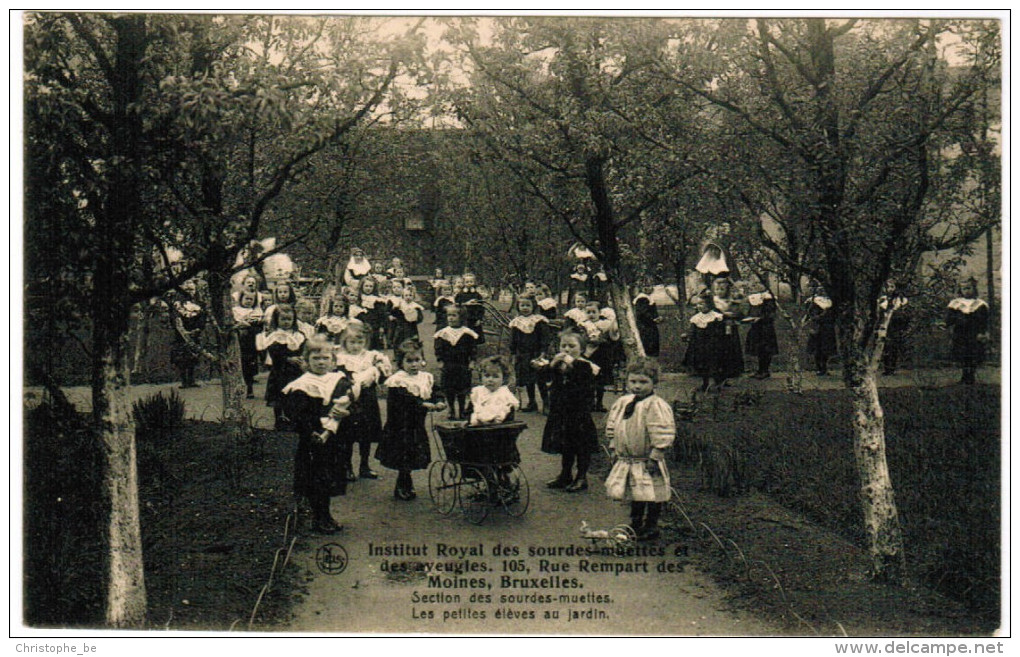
[316,543,349,575]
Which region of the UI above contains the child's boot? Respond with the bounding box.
[638,503,661,541]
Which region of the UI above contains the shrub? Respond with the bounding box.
[132,390,185,448]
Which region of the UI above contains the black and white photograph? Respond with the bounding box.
[13,9,1008,649]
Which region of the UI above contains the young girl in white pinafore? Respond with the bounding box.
[604,358,676,541]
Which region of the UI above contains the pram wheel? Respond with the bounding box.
[459,466,491,525]
[428,460,458,515]
[498,465,529,517]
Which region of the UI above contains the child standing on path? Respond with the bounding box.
[509,296,550,412]
[335,320,392,481]
[604,358,676,541]
[232,290,264,398]
[946,277,990,385]
[390,285,424,349]
[434,305,479,420]
[744,286,779,379]
[683,291,725,392]
[257,304,306,430]
[377,339,448,500]
[538,329,600,493]
[282,336,355,534]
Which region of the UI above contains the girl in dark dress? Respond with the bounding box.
[455,272,486,345]
[170,279,206,389]
[683,291,726,392]
[806,290,837,375]
[433,305,479,421]
[376,339,448,500]
[946,278,990,385]
[390,285,424,350]
[232,290,264,398]
[711,277,745,382]
[335,320,393,481]
[536,283,559,322]
[256,304,306,430]
[358,276,384,350]
[509,296,550,412]
[745,288,779,379]
[633,284,662,358]
[537,329,600,492]
[579,302,619,412]
[433,283,456,332]
[282,336,354,534]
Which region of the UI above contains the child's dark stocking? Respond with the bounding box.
[700,377,711,392]
[757,354,772,377]
[273,406,287,431]
[524,383,538,410]
[538,383,549,411]
[548,452,576,488]
[358,440,377,478]
[639,503,663,541]
[457,393,468,419]
[594,388,605,411]
[341,439,356,482]
[394,470,415,500]
[309,493,339,533]
[630,501,646,531]
[566,452,590,492]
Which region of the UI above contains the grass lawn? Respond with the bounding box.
[638,382,1001,634]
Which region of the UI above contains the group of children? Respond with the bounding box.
[242,262,674,542]
[223,254,992,542]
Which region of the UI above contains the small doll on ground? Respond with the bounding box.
[469,356,520,426]
[433,305,479,420]
[257,304,307,430]
[508,295,550,412]
[232,289,264,398]
[946,277,990,385]
[335,320,393,481]
[537,329,600,493]
[376,339,448,500]
[604,358,676,542]
[682,290,726,392]
[282,336,355,534]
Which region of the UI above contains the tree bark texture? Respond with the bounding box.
[841,312,907,583]
[90,15,149,626]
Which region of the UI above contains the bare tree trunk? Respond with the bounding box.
[207,272,253,444]
[843,313,907,583]
[607,278,645,362]
[94,340,147,626]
